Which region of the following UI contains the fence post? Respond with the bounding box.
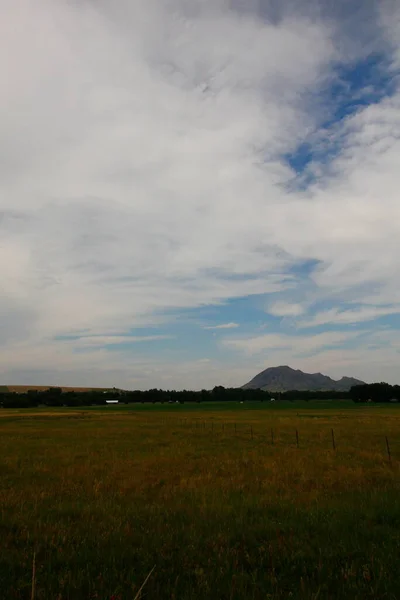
[331,428,336,450]
[386,436,392,464]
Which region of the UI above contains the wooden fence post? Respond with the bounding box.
[386,436,392,464]
[331,429,336,450]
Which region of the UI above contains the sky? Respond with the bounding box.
[1,0,400,390]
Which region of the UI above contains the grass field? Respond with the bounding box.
[1,402,399,599]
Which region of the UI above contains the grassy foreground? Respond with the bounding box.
[0,403,399,599]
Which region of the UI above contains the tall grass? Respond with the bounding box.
[0,404,399,599]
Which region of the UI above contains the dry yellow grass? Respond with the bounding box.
[0,403,399,599]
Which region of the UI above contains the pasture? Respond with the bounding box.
[0,402,399,599]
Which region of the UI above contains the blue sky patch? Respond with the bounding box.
[285,53,396,181]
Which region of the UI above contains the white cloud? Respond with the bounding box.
[0,0,400,387]
[222,330,361,356]
[380,0,400,69]
[267,302,305,317]
[0,0,334,360]
[297,305,400,328]
[203,322,239,329]
[66,335,174,347]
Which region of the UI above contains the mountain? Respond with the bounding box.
[242,366,365,392]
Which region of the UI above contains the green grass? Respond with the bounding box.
[0,404,399,599]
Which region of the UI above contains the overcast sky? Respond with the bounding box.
[1,0,400,389]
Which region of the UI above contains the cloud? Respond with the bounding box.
[222,330,362,356]
[380,0,400,69]
[267,302,305,317]
[0,0,334,355]
[0,0,400,387]
[62,335,174,347]
[297,305,400,328]
[203,322,239,329]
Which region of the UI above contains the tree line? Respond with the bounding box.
[349,382,400,403]
[0,383,398,408]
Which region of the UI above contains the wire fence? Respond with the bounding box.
[174,417,399,464]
